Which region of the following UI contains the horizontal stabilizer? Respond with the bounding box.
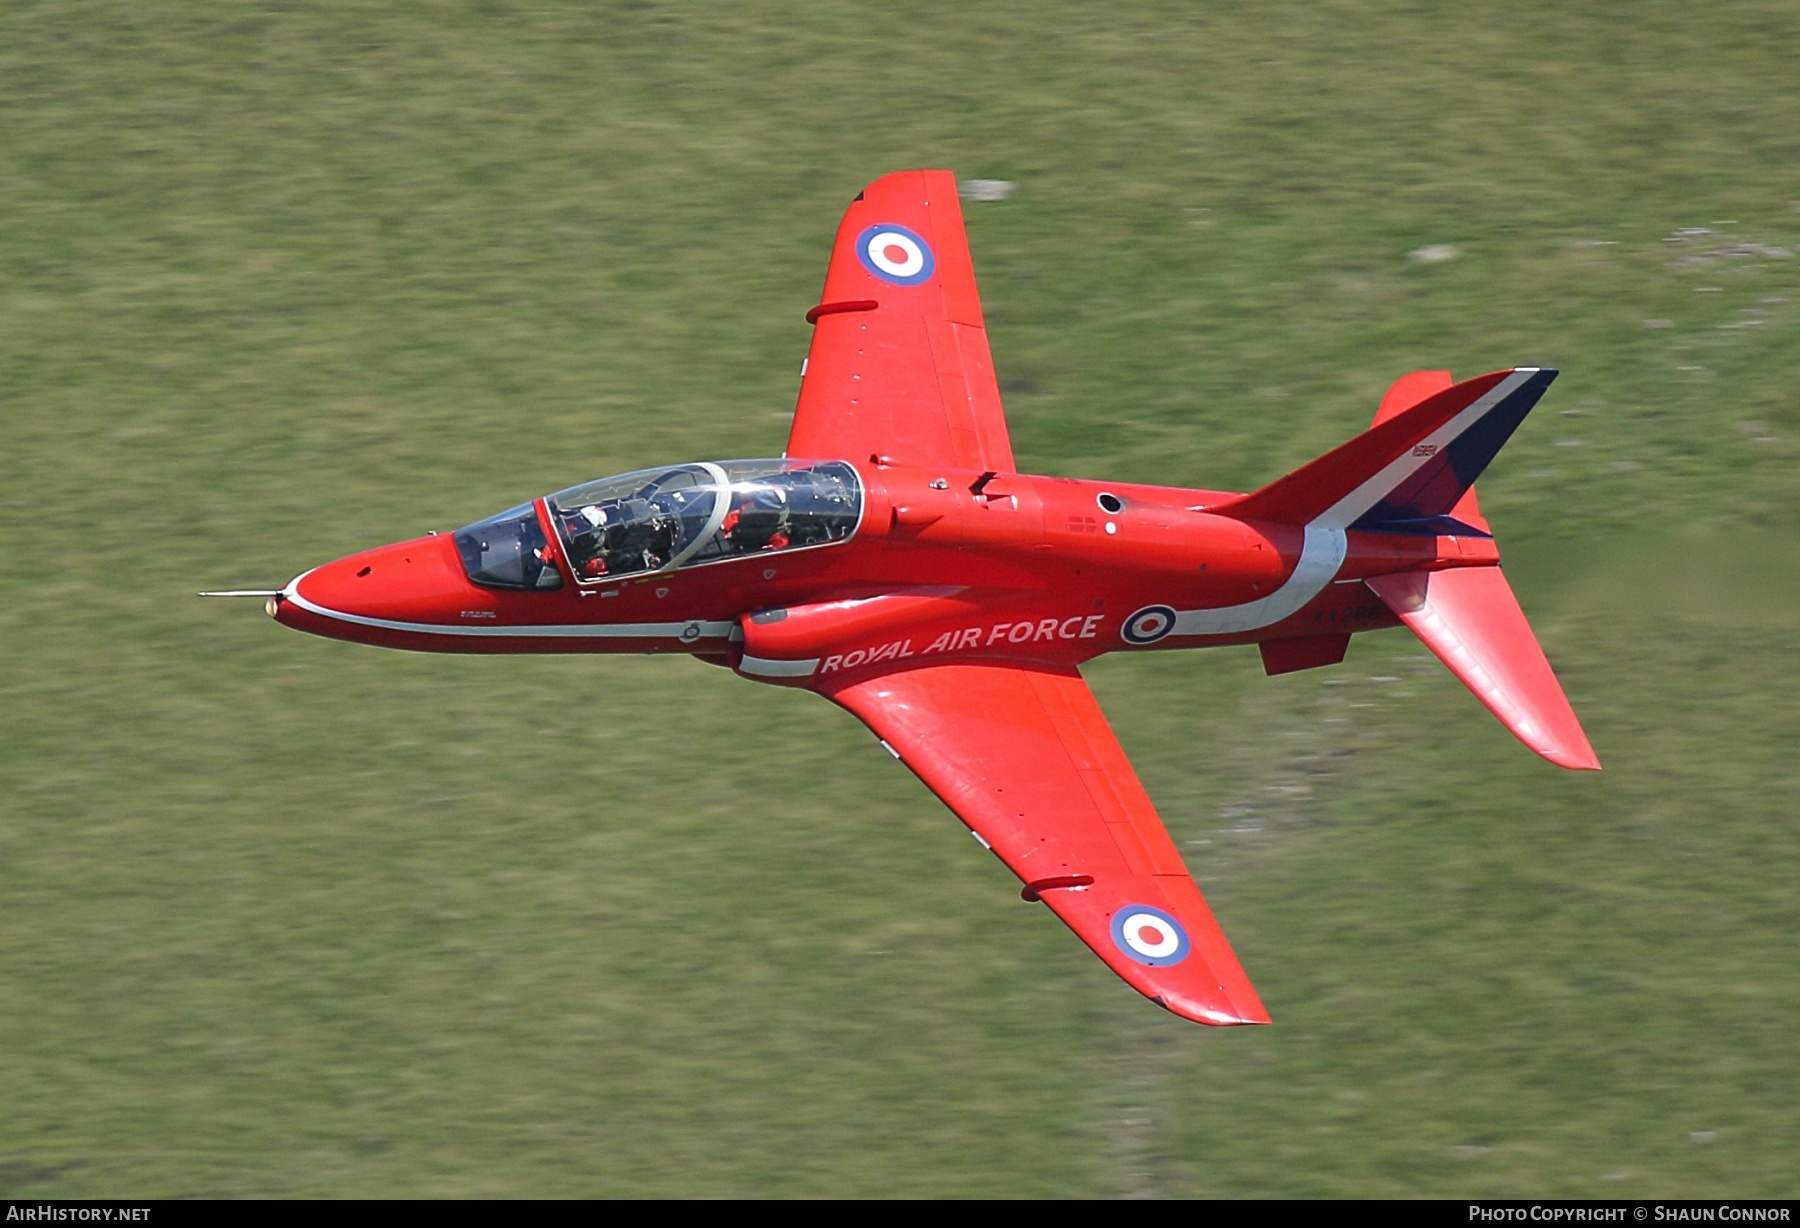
[1367,568,1599,770]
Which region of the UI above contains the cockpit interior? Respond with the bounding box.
[453,459,862,590]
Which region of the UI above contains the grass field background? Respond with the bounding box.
[1,0,1797,1197]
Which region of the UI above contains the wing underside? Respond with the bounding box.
[787,170,1015,473]
[826,661,1269,1026]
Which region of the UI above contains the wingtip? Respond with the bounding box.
[1155,993,1273,1027]
[1531,717,1601,771]
[1547,746,1603,771]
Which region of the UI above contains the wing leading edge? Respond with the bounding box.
[826,661,1269,1026]
[787,170,1015,473]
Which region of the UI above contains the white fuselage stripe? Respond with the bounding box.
[282,572,733,640]
[1166,369,1535,638]
[1171,522,1348,636]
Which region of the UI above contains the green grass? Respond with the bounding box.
[1,0,1797,1197]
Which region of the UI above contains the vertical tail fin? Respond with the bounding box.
[1371,369,1490,533]
[1220,368,1554,533]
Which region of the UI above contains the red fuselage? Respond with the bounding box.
[273,460,1488,683]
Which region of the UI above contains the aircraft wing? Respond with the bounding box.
[787,170,1016,472]
[825,661,1270,1026]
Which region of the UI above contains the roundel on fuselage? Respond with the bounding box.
[1121,604,1177,645]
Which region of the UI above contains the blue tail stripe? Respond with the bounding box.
[1360,514,1493,538]
[1351,368,1555,534]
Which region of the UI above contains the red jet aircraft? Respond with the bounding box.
[240,170,1600,1026]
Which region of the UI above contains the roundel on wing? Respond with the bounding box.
[1121,604,1177,645]
[1110,905,1191,966]
[855,224,935,286]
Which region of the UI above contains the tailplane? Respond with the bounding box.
[1367,568,1599,770]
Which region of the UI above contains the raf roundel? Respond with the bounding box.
[1122,604,1177,645]
[1111,905,1191,967]
[856,223,936,286]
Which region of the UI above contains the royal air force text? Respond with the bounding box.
[817,615,1106,675]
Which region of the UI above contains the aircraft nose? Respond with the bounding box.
[272,533,474,641]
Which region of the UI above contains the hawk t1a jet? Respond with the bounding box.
[241,170,1599,1026]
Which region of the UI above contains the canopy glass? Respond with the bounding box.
[452,459,862,590]
[548,459,861,582]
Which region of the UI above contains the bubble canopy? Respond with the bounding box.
[455,459,862,590]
